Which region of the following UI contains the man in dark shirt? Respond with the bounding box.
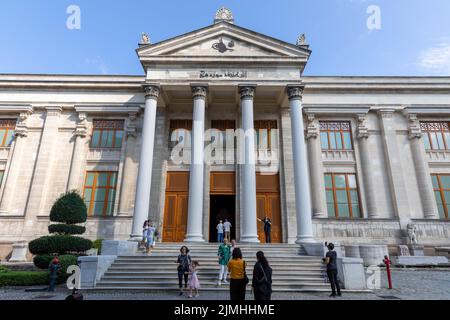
[258,216,272,243]
[324,242,341,297]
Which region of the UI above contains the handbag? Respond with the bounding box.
[243,261,249,285]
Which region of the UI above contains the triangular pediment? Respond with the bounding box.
[137,22,310,61]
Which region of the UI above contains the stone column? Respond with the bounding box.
[239,85,259,243]
[407,113,439,219]
[356,113,379,218]
[287,85,314,243]
[130,84,160,240]
[0,109,32,214]
[67,112,88,191]
[118,112,138,215]
[185,85,207,242]
[305,113,327,218]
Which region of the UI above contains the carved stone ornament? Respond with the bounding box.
[126,112,138,138]
[143,85,160,100]
[74,112,88,138]
[306,114,319,140]
[14,110,33,137]
[296,33,307,46]
[191,86,207,99]
[140,32,150,45]
[239,86,255,99]
[407,113,422,140]
[286,85,304,100]
[406,222,418,245]
[356,114,369,139]
[214,7,234,24]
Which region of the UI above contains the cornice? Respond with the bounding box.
[75,104,142,114]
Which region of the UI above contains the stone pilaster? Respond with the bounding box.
[356,113,379,218]
[406,113,439,219]
[67,112,88,191]
[305,113,327,218]
[118,112,138,215]
[0,109,32,215]
[26,106,62,218]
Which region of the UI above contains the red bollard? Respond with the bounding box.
[383,255,393,289]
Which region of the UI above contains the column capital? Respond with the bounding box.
[73,112,88,138]
[238,84,256,100]
[286,84,305,100]
[305,113,319,140]
[126,112,138,138]
[143,84,160,100]
[356,113,369,139]
[14,109,33,138]
[190,85,208,99]
[406,113,422,140]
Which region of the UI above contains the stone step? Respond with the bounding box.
[104,269,325,276]
[100,275,326,282]
[95,280,330,287]
[115,256,321,261]
[91,286,332,292]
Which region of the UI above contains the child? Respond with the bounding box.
[188,260,200,298]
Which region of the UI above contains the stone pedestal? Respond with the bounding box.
[337,257,367,290]
[344,245,361,258]
[408,245,424,256]
[359,244,389,266]
[78,255,116,289]
[8,241,28,262]
[101,240,137,256]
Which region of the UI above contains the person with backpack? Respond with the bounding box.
[252,251,272,300]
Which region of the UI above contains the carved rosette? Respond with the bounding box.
[191,86,207,99]
[306,114,319,140]
[287,85,305,100]
[143,85,160,100]
[74,112,88,138]
[126,112,138,138]
[239,86,255,100]
[407,113,422,140]
[356,113,369,139]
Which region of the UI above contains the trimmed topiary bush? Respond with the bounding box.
[48,224,86,235]
[33,255,53,269]
[29,191,92,270]
[49,191,87,224]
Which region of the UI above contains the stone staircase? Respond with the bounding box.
[95,243,330,292]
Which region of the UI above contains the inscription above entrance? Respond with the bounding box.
[199,70,248,79]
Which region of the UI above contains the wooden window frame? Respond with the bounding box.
[83,171,118,217]
[90,120,124,150]
[0,119,16,147]
[432,174,450,219]
[319,121,354,151]
[420,122,450,151]
[254,120,277,150]
[325,173,361,218]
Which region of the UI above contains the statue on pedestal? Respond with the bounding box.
[407,223,418,245]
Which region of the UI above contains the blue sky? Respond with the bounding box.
[0,0,449,76]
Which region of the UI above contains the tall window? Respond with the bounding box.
[169,119,192,148]
[325,173,361,218]
[254,120,277,150]
[320,121,353,150]
[0,119,16,147]
[83,171,118,216]
[90,120,124,149]
[432,174,450,219]
[420,122,450,150]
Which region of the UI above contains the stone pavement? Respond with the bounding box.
[0,268,449,300]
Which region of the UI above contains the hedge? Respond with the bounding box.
[29,235,92,255]
[0,271,49,287]
[57,254,78,283]
[49,191,87,224]
[48,224,86,235]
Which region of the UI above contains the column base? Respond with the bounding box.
[129,234,143,241]
[184,234,206,242]
[240,235,260,243]
[295,235,315,244]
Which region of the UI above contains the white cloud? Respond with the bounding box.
[85,56,109,74]
[417,42,450,75]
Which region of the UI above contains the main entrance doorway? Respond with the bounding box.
[209,172,236,243]
[256,173,282,243]
[162,172,189,242]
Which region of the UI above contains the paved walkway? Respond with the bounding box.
[0,268,449,300]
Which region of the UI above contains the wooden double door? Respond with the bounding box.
[256,173,282,243]
[162,172,189,242]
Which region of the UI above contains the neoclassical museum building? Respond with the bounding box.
[0,8,449,258]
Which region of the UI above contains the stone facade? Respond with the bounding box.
[1,10,450,259]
